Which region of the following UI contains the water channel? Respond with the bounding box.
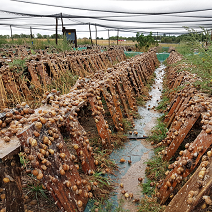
[85,62,166,211]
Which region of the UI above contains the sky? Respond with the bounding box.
[0,0,212,38]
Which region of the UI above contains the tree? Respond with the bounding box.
[136,32,157,50]
[36,33,43,39]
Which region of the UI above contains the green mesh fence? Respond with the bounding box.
[124,51,169,62]
[124,51,143,57]
[156,53,170,61]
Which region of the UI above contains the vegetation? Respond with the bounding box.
[137,196,164,212]
[175,27,212,94]
[135,32,158,51]
[148,120,168,144]
[156,95,169,111]
[89,198,128,212]
[145,148,169,182]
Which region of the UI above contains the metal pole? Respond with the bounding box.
[108,29,110,47]
[117,29,119,45]
[10,25,13,41]
[89,23,93,46]
[56,17,58,45]
[95,24,97,45]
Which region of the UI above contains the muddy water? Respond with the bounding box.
[85,64,165,211]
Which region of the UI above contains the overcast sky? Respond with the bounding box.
[0,0,212,38]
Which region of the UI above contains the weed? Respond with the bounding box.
[19,152,29,168]
[90,198,129,212]
[111,133,128,148]
[129,110,141,119]
[147,119,168,144]
[145,151,169,182]
[122,118,133,132]
[156,96,169,111]
[9,58,26,72]
[136,95,145,106]
[137,195,165,212]
[141,179,155,196]
[176,27,212,94]
[24,184,49,202]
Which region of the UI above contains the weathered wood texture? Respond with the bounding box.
[0,49,159,212]
[165,152,212,212]
[2,154,24,212]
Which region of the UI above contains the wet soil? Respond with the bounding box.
[109,64,165,211]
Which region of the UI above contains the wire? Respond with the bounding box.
[1,9,212,25]
[9,0,212,15]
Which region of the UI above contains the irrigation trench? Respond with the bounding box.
[110,64,165,211]
[1,48,212,212]
[85,63,166,211]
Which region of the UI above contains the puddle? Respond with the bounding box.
[85,64,165,211]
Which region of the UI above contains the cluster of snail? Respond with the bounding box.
[154,49,212,211]
[186,154,212,207]
[0,49,159,211]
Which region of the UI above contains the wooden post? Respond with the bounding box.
[30,27,32,39]
[56,17,58,45]
[10,25,13,41]
[117,29,119,45]
[3,154,24,212]
[89,23,93,46]
[211,29,212,41]
[61,13,64,29]
[95,24,97,45]
[108,29,110,47]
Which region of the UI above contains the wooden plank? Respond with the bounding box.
[27,62,41,88]
[159,130,212,204]
[164,145,212,212]
[116,83,130,118]
[65,116,95,174]
[88,96,111,148]
[163,112,201,161]
[101,87,120,130]
[17,123,89,212]
[3,154,24,212]
[108,81,123,122]
[164,95,181,124]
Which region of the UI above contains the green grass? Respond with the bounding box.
[156,96,169,111]
[90,198,129,212]
[145,150,169,182]
[136,95,145,106]
[147,119,168,144]
[137,196,164,212]
[122,118,133,132]
[142,179,155,196]
[24,184,49,202]
[174,30,212,94]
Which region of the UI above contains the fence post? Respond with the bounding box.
[56,17,58,45]
[89,23,93,46]
[108,29,110,47]
[10,25,13,41]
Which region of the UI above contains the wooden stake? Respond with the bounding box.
[117,29,119,45]
[30,27,32,39]
[10,25,13,41]
[95,24,97,45]
[56,17,58,45]
[108,29,110,47]
[89,23,93,46]
[61,13,64,29]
